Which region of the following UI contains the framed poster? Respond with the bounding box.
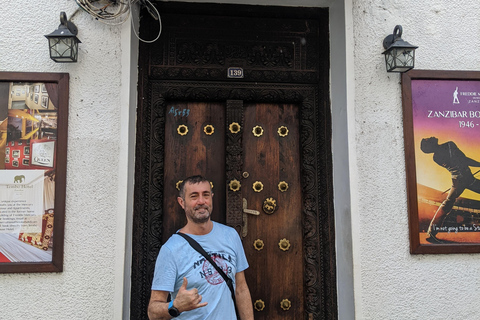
[0,72,68,272]
[402,70,480,254]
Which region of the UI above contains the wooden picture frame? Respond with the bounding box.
[0,72,68,272]
[402,70,480,254]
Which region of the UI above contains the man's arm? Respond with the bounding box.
[465,156,480,168]
[235,271,254,320]
[148,278,208,320]
[148,290,172,320]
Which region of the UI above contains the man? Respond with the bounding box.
[420,137,480,242]
[148,175,254,320]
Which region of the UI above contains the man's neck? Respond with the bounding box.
[181,220,213,235]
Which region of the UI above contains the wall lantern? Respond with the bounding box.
[45,12,81,63]
[382,25,418,73]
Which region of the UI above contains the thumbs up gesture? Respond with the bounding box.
[173,277,208,313]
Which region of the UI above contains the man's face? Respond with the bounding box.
[178,181,213,224]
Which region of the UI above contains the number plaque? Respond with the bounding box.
[227,67,244,79]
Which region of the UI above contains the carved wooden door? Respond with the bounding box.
[163,100,304,319]
[132,4,336,320]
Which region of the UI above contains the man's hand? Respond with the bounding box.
[173,277,208,313]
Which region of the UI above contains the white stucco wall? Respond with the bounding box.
[351,0,480,319]
[0,1,134,319]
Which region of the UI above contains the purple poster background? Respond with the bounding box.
[411,79,480,244]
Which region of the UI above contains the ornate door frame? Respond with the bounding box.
[131,3,336,319]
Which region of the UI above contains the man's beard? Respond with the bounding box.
[188,204,212,224]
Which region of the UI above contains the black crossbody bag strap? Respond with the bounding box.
[176,232,239,318]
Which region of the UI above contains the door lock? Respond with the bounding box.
[242,198,260,238]
[263,197,277,214]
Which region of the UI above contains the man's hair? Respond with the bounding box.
[420,137,438,154]
[178,175,211,199]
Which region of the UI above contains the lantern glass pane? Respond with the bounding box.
[48,37,78,62]
[384,48,415,72]
[49,38,72,58]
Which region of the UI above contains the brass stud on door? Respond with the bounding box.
[280,299,292,311]
[254,299,265,311]
[177,124,188,136]
[203,124,214,135]
[253,181,264,192]
[176,180,183,190]
[278,238,291,251]
[278,126,289,137]
[278,181,289,192]
[252,125,264,137]
[229,122,241,134]
[229,179,241,192]
[253,239,264,251]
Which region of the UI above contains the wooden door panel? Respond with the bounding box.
[163,101,226,243]
[163,101,304,318]
[242,103,304,319]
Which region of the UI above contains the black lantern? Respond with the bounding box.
[382,25,418,73]
[45,12,81,63]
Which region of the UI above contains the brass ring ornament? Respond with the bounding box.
[278,126,289,137]
[252,125,264,137]
[242,171,249,179]
[229,179,241,192]
[253,181,264,193]
[176,180,183,191]
[177,124,188,136]
[279,238,291,251]
[229,122,241,134]
[203,124,214,135]
[253,239,264,251]
[254,299,265,312]
[278,181,289,192]
[263,197,277,214]
[280,299,292,311]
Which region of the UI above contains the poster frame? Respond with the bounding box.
[0,71,68,272]
[402,69,480,254]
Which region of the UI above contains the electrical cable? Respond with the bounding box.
[73,0,162,42]
[74,0,134,25]
[129,0,162,43]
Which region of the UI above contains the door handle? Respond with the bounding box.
[242,198,260,237]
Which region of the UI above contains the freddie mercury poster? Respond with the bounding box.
[412,78,480,246]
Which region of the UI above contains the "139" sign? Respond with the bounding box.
[227,67,244,78]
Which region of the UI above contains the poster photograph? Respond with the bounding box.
[0,72,68,272]
[402,70,480,254]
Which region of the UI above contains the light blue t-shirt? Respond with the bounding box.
[152,221,249,319]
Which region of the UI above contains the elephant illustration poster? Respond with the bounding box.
[0,170,51,262]
[0,73,68,272]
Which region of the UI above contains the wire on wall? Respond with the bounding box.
[74,0,162,42]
